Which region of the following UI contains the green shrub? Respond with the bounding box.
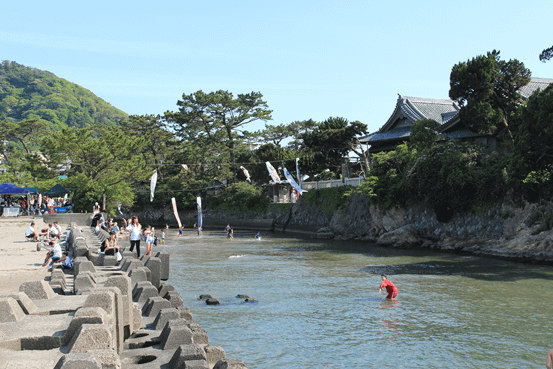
[302,186,352,216]
[209,182,270,215]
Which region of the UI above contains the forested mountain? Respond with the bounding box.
[0,61,127,129]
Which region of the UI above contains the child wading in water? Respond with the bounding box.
[161,230,166,246]
[379,274,398,299]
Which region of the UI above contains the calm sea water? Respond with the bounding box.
[161,229,553,368]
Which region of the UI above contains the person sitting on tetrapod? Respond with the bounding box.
[100,231,120,255]
[43,241,62,268]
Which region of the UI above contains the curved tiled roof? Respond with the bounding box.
[363,127,412,142]
[519,77,553,99]
[381,95,459,132]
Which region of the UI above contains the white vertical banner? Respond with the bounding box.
[295,158,301,187]
[150,170,158,202]
[171,197,182,229]
[197,197,203,228]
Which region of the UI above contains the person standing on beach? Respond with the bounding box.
[127,216,142,257]
[143,225,153,256]
[379,274,398,299]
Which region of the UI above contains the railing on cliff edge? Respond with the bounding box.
[301,176,364,190]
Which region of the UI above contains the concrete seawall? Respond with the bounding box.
[0,221,248,368]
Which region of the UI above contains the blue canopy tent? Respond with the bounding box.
[44,184,72,213]
[43,184,71,196]
[0,183,29,216]
[23,187,39,195]
[0,183,29,196]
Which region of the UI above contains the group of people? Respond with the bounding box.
[1,195,30,216]
[23,221,73,269]
[177,224,202,237]
[114,216,166,258]
[27,195,71,215]
[41,240,72,269]
[25,221,63,241]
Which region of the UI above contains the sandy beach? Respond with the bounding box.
[0,217,51,295]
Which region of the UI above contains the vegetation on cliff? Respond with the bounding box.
[350,51,553,225]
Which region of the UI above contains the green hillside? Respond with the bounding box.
[0,60,128,129]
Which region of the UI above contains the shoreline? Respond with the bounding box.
[0,216,249,368]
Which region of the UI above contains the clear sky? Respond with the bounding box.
[2,0,552,134]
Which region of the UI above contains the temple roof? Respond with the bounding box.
[379,95,460,133]
[519,77,553,99]
[359,77,553,149]
[359,95,460,144]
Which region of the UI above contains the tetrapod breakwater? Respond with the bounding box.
[0,219,248,368]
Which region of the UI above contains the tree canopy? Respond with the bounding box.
[40,126,151,213]
[449,50,531,138]
[299,117,367,177]
[540,45,553,62]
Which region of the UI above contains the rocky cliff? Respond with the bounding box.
[128,195,553,263]
[311,194,553,263]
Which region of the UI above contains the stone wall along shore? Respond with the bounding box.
[0,219,248,369]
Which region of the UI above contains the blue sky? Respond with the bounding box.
[2,0,552,134]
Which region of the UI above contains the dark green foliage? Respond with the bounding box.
[208,182,270,215]
[408,119,441,153]
[360,143,412,210]
[299,117,367,177]
[407,142,480,221]
[449,50,531,137]
[40,126,151,215]
[508,84,553,202]
[540,45,553,62]
[0,61,128,129]
[269,203,292,213]
[302,186,352,216]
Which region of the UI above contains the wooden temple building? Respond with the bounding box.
[360,77,553,155]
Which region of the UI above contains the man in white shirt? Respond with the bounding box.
[43,241,62,267]
[54,222,63,238]
[49,223,60,239]
[25,222,38,241]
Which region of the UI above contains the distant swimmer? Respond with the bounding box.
[378,274,398,299]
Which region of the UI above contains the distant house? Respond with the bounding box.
[206,180,226,196]
[360,77,553,155]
